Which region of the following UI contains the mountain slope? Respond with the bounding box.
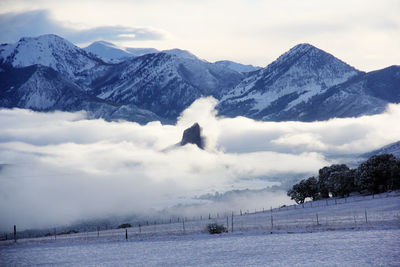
[273,65,400,121]
[91,51,243,120]
[218,43,361,120]
[0,64,92,110]
[362,140,400,159]
[0,64,161,124]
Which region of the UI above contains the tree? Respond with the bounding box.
[318,164,350,198]
[332,169,356,197]
[287,182,307,204]
[303,176,319,200]
[287,176,319,204]
[355,154,400,193]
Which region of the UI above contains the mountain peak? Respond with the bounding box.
[18,34,72,47]
[219,43,361,121]
[1,34,103,80]
[161,48,198,60]
[91,40,115,46]
[273,43,323,65]
[290,43,315,51]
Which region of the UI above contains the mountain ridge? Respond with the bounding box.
[1,34,398,124]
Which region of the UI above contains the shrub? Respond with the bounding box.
[207,223,227,234]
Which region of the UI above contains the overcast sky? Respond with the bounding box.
[0,0,399,71]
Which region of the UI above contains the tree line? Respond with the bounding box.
[287,154,400,204]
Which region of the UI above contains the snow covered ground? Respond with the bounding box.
[1,229,399,266]
[1,191,399,266]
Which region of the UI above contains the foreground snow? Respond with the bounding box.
[1,192,399,266]
[1,229,399,266]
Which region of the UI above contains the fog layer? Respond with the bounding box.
[1,98,399,231]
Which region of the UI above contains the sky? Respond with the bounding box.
[0,0,399,71]
[1,98,400,231]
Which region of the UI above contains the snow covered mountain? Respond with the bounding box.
[0,34,399,124]
[91,50,243,120]
[218,43,362,120]
[0,34,107,82]
[273,65,400,121]
[0,34,243,123]
[84,41,158,63]
[0,64,161,123]
[214,60,262,73]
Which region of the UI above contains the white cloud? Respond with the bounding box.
[0,99,399,231]
[0,10,167,44]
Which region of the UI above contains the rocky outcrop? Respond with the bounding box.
[180,123,204,149]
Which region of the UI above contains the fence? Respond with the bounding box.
[2,191,399,246]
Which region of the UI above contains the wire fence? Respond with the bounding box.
[2,191,400,246]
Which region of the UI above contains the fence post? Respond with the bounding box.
[270,215,273,229]
[231,212,234,232]
[125,229,128,240]
[13,225,16,243]
[365,209,368,223]
[316,213,319,225]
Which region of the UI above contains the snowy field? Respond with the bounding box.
[1,192,399,266]
[1,229,399,266]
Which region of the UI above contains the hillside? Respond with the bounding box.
[1,191,399,266]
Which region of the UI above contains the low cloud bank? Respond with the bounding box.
[1,98,399,231]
